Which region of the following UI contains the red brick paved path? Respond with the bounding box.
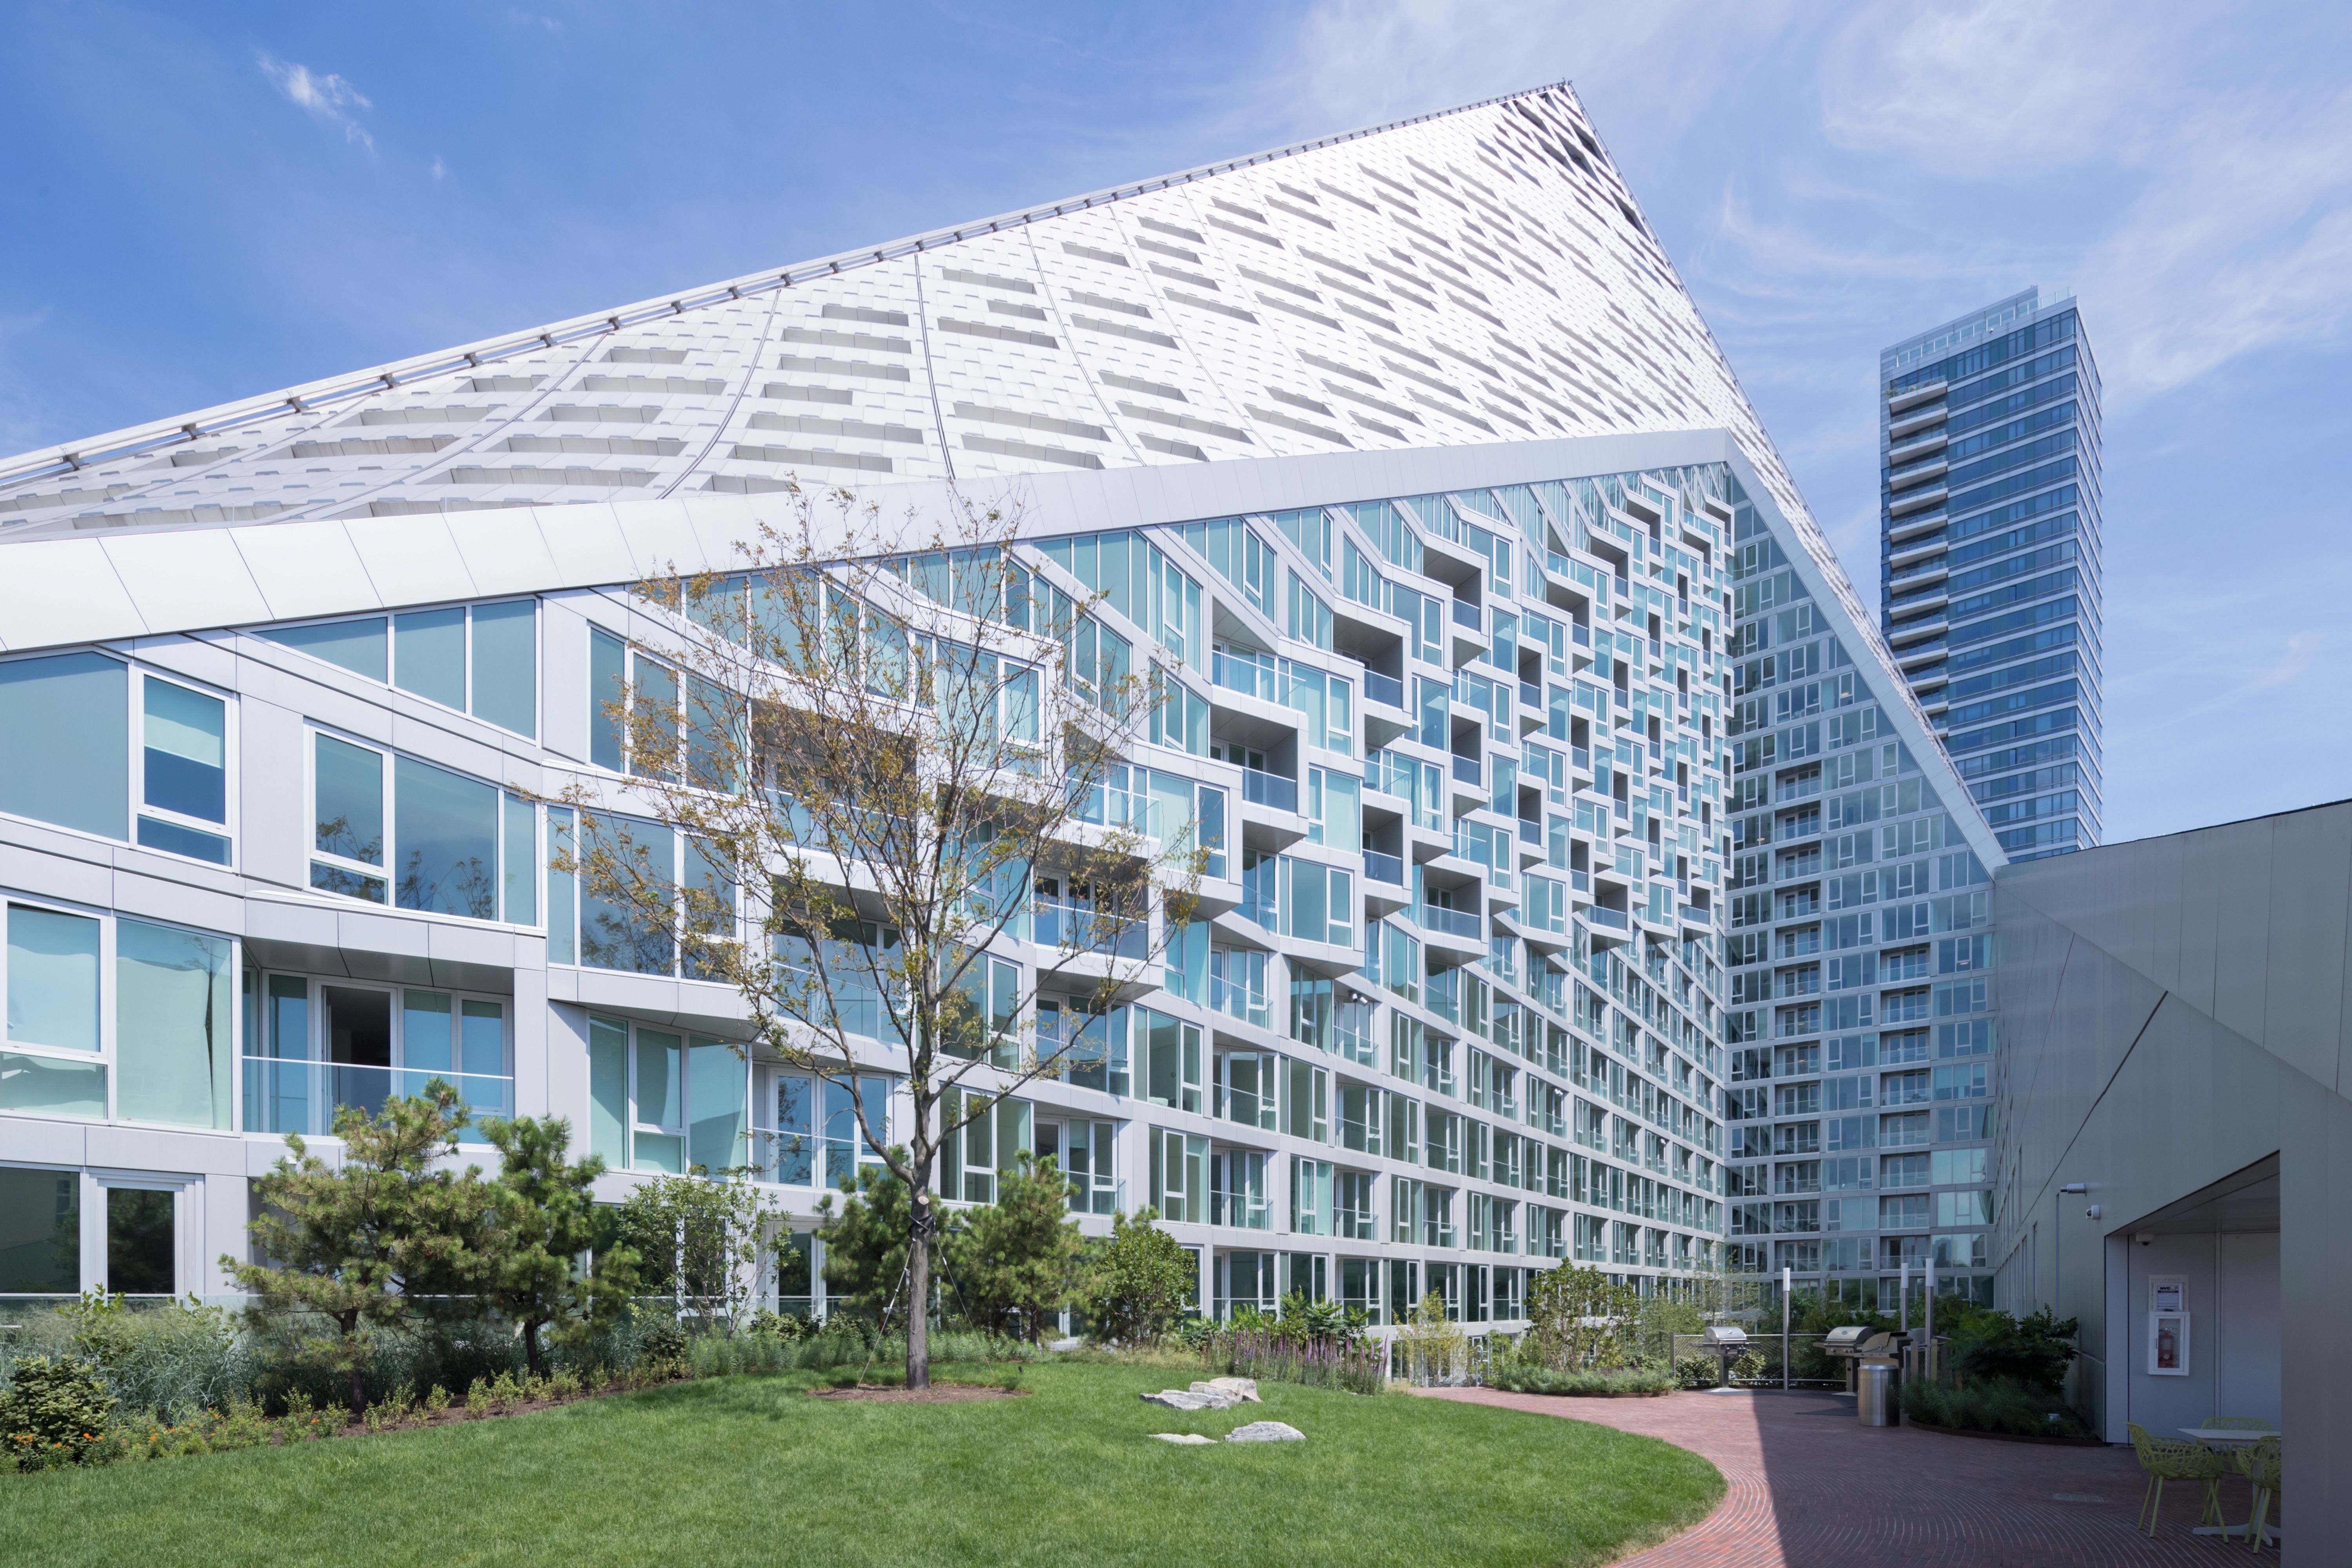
[1418,1386,2252,1566]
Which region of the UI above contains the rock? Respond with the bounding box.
[1140,1388,1237,1411]
[1223,1421,1305,1443]
[1151,1432,1217,1445]
[1193,1377,1261,1403]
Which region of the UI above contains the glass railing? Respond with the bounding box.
[1212,649,1280,703]
[1451,598,1480,630]
[1451,755,1480,785]
[1582,906,1630,932]
[1363,671,1405,710]
[1240,768,1298,812]
[1363,850,1404,886]
[1517,818,1540,844]
[1416,904,1482,938]
[1519,680,1541,710]
[242,1059,514,1142]
[1033,899,1147,958]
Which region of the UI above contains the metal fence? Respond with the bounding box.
[1670,1332,1848,1389]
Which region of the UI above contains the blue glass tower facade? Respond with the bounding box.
[1879,290,2103,860]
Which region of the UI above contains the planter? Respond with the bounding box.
[1905,1417,2105,1447]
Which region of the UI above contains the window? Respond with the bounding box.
[1149,1128,1209,1223]
[0,1165,82,1294]
[1,902,232,1129]
[940,1087,1032,1204]
[768,1071,891,1191]
[310,732,539,922]
[1210,1147,1269,1229]
[1292,1156,1335,1236]
[586,1015,750,1174]
[264,601,537,737]
[0,652,128,842]
[1037,1117,1121,1214]
[1334,1169,1377,1240]
[137,675,230,864]
[243,978,510,1141]
[1039,996,1129,1096]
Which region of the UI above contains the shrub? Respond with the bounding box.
[1945,1307,2078,1393]
[0,1355,118,1469]
[1675,1354,1723,1390]
[1079,1209,1194,1345]
[1486,1364,1675,1396]
[1902,1374,2092,1437]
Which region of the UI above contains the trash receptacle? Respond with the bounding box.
[1857,1363,1895,1427]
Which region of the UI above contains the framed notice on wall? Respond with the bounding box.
[2151,1276,2185,1314]
[2149,1311,2191,1376]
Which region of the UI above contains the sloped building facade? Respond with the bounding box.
[0,84,1995,1327]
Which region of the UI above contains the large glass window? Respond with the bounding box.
[768,1071,892,1191]
[116,919,233,1129]
[0,1166,81,1296]
[310,733,538,924]
[105,1187,176,1296]
[584,1013,751,1174]
[0,652,128,841]
[7,904,100,1054]
[263,600,535,737]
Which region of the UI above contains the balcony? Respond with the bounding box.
[1240,767,1298,813]
[1887,616,1947,648]
[243,1060,514,1142]
[1519,679,1541,711]
[1415,902,1483,938]
[1887,484,1946,517]
[1886,379,1945,414]
[1885,455,1948,491]
[1451,598,1481,631]
[1886,508,1949,543]
[1895,637,1947,668]
[1886,430,1948,465]
[1886,560,1948,594]
[1581,904,1630,933]
[1451,754,1481,786]
[1034,896,1147,958]
[1363,849,1405,886]
[1363,670,1405,710]
[1887,403,1946,440]
[1211,648,1280,704]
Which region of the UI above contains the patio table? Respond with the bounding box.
[2181,1428,2278,1544]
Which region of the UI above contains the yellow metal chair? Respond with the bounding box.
[2127,1422,2232,1537]
[2236,1436,2281,1553]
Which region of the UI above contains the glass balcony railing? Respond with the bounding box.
[1240,768,1298,812]
[1451,755,1481,785]
[1519,680,1541,710]
[1212,649,1281,703]
[1363,671,1405,710]
[1582,905,1630,932]
[1452,598,1481,630]
[1032,898,1147,958]
[1416,904,1482,938]
[1363,850,1404,886]
[242,1059,514,1142]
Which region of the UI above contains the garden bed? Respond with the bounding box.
[1904,1417,2107,1447]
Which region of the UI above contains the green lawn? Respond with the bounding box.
[5,1363,1722,1567]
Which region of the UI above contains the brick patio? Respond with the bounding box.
[1416,1385,2256,1566]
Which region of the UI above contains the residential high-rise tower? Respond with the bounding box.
[1878,290,2103,862]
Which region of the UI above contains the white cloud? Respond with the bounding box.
[258,54,374,151]
[431,156,446,180]
[1820,2,2352,403]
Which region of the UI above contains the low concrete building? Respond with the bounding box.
[1994,798,2350,1560]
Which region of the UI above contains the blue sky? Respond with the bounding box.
[3,1,2347,843]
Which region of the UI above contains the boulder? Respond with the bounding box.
[1140,1388,1237,1411]
[1223,1421,1305,1443]
[1192,1377,1261,1403]
[1151,1432,1217,1445]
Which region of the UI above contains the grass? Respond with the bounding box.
[3,1362,1723,1568]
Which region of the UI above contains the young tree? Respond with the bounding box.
[225,1083,498,1415]
[1080,1208,1195,1345]
[477,1115,640,1375]
[612,1173,770,1332]
[949,1154,1082,1340]
[814,1159,921,1329]
[570,484,1200,1386]
[1522,1261,1641,1371]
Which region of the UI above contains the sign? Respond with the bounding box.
[2151,1275,2185,1314]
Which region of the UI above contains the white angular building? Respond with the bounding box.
[0,83,1994,1327]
